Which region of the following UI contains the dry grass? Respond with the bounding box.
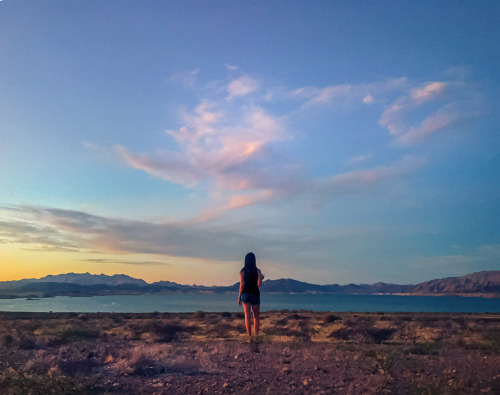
[0,311,498,394]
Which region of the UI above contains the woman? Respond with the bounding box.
[238,252,264,337]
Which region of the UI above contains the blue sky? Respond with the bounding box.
[1,0,499,285]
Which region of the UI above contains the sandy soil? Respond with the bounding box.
[0,311,499,394]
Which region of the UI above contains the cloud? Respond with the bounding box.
[313,155,427,206]
[111,70,485,218]
[379,79,485,145]
[345,153,372,166]
[82,258,168,266]
[410,81,448,103]
[116,99,287,198]
[227,76,258,98]
[169,68,200,87]
[1,204,354,265]
[362,93,374,104]
[293,77,409,109]
[407,244,500,278]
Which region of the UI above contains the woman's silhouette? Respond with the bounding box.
[238,252,264,337]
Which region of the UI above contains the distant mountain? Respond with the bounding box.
[0,272,147,290]
[0,270,498,298]
[410,270,500,295]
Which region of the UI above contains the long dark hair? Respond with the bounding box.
[242,252,257,275]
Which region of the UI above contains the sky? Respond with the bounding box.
[1,1,499,286]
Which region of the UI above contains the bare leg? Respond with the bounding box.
[252,304,260,336]
[242,303,253,336]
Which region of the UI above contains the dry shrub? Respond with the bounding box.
[328,327,351,340]
[113,348,166,376]
[130,353,166,376]
[1,333,14,347]
[133,319,190,342]
[322,314,341,324]
[406,341,442,355]
[193,311,206,319]
[19,337,36,350]
[366,328,396,344]
[57,327,100,342]
[207,322,234,338]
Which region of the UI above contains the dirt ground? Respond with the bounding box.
[0,311,499,394]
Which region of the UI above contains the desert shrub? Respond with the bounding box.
[207,322,234,338]
[193,311,206,319]
[130,353,166,376]
[406,342,442,355]
[262,326,303,338]
[19,338,36,350]
[58,328,100,341]
[111,315,124,324]
[1,333,14,347]
[322,314,341,324]
[367,328,396,344]
[482,330,500,350]
[59,357,101,376]
[328,327,351,340]
[344,319,358,327]
[134,320,188,342]
[0,372,82,394]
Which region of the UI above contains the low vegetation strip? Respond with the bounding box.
[0,311,499,394]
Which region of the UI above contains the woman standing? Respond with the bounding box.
[238,252,264,337]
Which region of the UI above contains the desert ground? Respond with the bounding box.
[0,310,499,394]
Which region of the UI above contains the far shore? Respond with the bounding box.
[0,290,498,300]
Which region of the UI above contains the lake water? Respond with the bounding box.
[0,293,499,313]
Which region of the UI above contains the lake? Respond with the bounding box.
[0,293,499,313]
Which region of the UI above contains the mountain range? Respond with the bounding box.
[0,270,498,299]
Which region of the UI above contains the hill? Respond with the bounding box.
[0,270,498,298]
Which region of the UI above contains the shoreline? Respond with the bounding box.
[0,290,498,300]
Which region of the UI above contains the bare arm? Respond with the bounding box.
[238,272,244,305]
[257,269,264,287]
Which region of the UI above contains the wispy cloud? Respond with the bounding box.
[169,68,200,87]
[345,153,372,166]
[379,80,485,145]
[292,77,409,109]
[313,155,427,206]
[227,75,258,98]
[1,205,376,268]
[82,258,168,266]
[407,244,500,279]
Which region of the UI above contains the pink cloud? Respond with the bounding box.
[379,78,484,145]
[227,76,258,98]
[410,81,448,103]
